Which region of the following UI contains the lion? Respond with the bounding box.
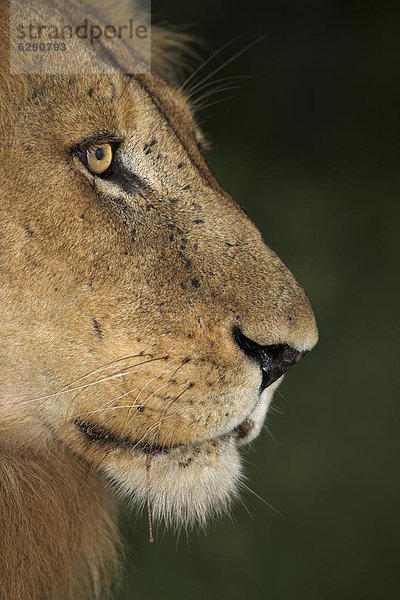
[0,1,318,598]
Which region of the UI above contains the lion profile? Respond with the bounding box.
[0,1,318,598]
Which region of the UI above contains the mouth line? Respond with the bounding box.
[75,415,253,456]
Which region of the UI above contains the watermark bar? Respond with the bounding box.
[10,0,152,75]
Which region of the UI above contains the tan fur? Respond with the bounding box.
[0,1,318,597]
[0,444,120,600]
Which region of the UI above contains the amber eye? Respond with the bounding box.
[86,143,113,175]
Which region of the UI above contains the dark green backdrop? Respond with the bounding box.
[119,1,400,598]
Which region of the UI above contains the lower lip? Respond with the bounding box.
[75,415,253,455]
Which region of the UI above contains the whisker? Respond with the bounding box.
[147,382,192,452]
[82,366,173,422]
[117,360,188,436]
[18,371,131,405]
[240,456,261,470]
[276,389,288,403]
[71,371,157,420]
[186,36,265,97]
[262,423,278,446]
[130,414,178,451]
[74,404,146,417]
[141,380,172,406]
[72,361,191,436]
[71,390,135,421]
[121,374,165,437]
[240,482,282,517]
[187,74,252,101]
[181,37,239,93]
[76,371,173,423]
[237,496,253,519]
[191,84,242,108]
[194,95,237,113]
[17,356,166,406]
[46,353,150,402]
[56,353,151,392]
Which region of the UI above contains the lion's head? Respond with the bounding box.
[0,0,318,528]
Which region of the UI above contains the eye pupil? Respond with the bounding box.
[95,147,104,160]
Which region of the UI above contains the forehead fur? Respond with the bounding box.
[0,0,195,149]
[0,0,192,85]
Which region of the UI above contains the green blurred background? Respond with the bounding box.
[119,1,400,598]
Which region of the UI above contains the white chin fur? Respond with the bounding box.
[105,436,242,529]
[104,382,281,527]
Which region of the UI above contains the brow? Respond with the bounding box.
[127,74,221,193]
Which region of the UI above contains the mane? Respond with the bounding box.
[0,1,194,597]
[0,442,121,599]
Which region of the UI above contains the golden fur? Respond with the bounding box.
[0,1,318,597]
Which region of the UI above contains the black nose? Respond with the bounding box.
[233,328,305,392]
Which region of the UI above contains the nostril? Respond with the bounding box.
[233,327,305,392]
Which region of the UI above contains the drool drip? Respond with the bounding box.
[145,453,154,544]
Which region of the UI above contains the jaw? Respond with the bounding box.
[104,435,242,528]
[70,419,245,528]
[69,381,281,529]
